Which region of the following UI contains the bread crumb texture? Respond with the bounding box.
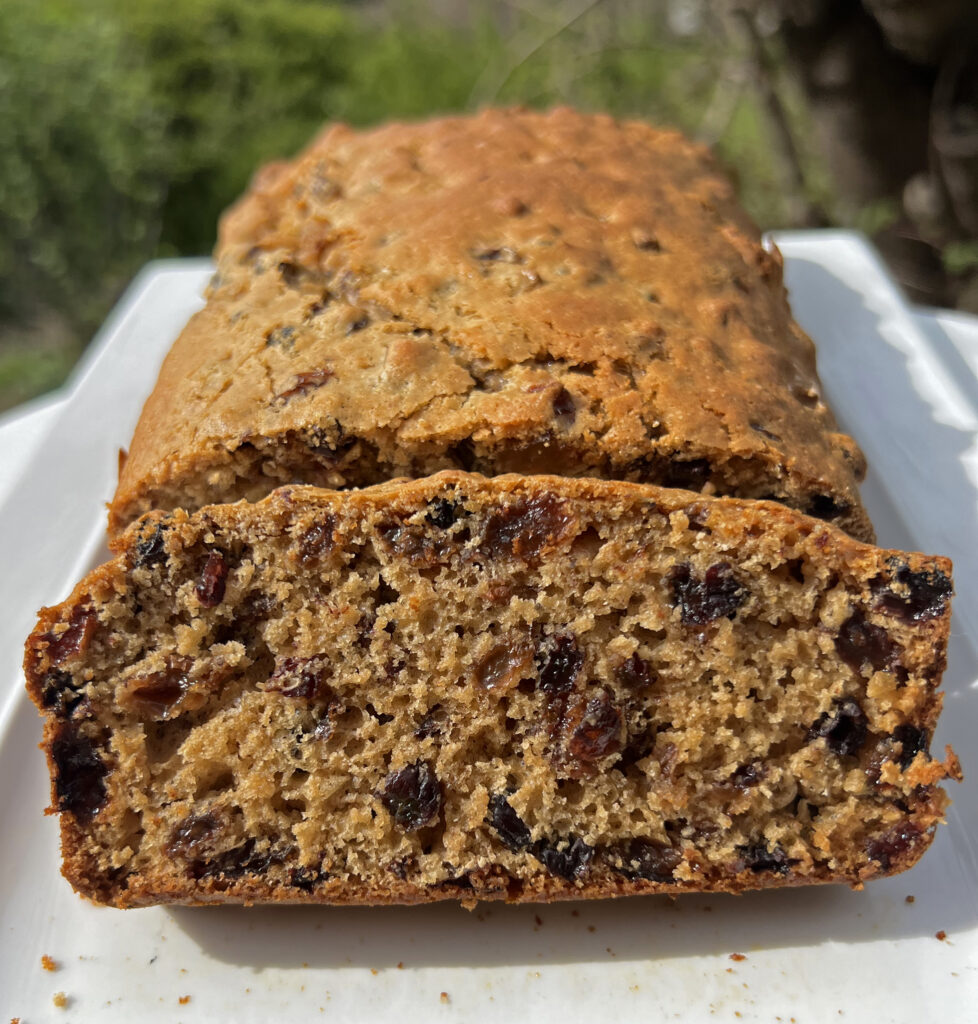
[26,473,956,907]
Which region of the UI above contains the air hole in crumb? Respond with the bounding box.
[570,527,603,561]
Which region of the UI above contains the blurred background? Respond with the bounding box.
[1,0,976,413]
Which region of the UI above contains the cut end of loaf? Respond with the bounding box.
[28,474,955,908]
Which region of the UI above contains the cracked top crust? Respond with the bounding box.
[109,106,870,540]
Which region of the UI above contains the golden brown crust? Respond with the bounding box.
[29,474,954,909]
[109,108,870,540]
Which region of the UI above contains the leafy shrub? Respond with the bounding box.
[0,0,354,333]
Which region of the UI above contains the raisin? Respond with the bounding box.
[196,551,228,608]
[552,386,576,425]
[124,660,190,718]
[892,724,929,769]
[487,794,533,852]
[566,691,623,762]
[872,562,952,623]
[193,839,285,880]
[807,698,868,757]
[664,458,711,490]
[607,838,680,882]
[132,524,168,568]
[479,495,574,562]
[415,704,446,739]
[267,656,332,701]
[39,669,83,716]
[52,726,107,821]
[616,653,652,690]
[39,605,97,667]
[835,611,899,673]
[532,836,594,880]
[476,641,534,692]
[669,563,745,625]
[535,634,583,695]
[866,823,923,871]
[290,866,327,890]
[738,841,790,875]
[730,762,764,789]
[377,519,456,567]
[167,811,222,859]
[807,494,849,521]
[381,761,442,831]
[296,515,335,564]
[277,367,333,400]
[425,497,463,529]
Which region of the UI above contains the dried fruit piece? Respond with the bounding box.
[167,811,222,859]
[192,839,284,880]
[123,659,191,719]
[267,656,332,702]
[290,866,328,890]
[475,640,534,692]
[425,497,464,529]
[729,762,764,789]
[616,653,652,690]
[566,691,624,763]
[738,841,789,875]
[38,669,82,716]
[132,524,168,568]
[866,823,925,871]
[415,704,446,740]
[296,515,335,564]
[487,794,533,852]
[835,611,898,673]
[807,698,868,757]
[52,727,107,821]
[532,835,594,880]
[277,367,333,401]
[536,634,583,695]
[669,563,745,625]
[376,518,458,567]
[36,605,97,667]
[873,563,952,623]
[479,495,574,562]
[196,551,229,608]
[607,838,680,881]
[381,761,442,831]
[892,724,929,769]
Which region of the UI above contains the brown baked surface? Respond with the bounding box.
[109,107,870,540]
[28,473,955,908]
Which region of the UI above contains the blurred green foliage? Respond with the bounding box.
[0,0,807,411]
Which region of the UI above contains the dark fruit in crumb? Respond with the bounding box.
[381,761,442,831]
[669,563,745,625]
[52,726,107,821]
[487,794,532,852]
[807,698,868,757]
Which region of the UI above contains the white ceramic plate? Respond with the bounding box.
[2,234,976,1023]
